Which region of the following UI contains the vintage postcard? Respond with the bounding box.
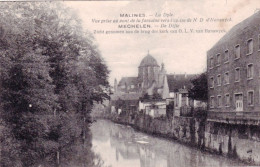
[0,0,260,167]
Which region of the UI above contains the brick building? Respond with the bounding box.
[207,12,260,124]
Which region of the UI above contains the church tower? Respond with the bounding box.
[158,62,167,88]
[162,75,169,99]
[138,51,160,90]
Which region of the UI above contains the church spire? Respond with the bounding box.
[161,62,165,70]
[162,75,169,99]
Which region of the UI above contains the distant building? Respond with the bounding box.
[111,51,197,117]
[167,74,197,116]
[207,12,260,124]
[116,52,167,95]
[139,99,166,118]
[110,92,141,115]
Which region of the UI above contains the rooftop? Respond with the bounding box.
[167,74,198,92]
[211,11,260,49]
[118,77,138,86]
[139,53,159,67]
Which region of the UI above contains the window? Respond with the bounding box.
[225,94,230,107]
[224,50,229,62]
[235,93,243,111]
[224,72,229,84]
[216,53,221,65]
[248,91,254,106]
[210,57,214,68]
[247,39,253,55]
[217,95,222,107]
[247,64,253,79]
[235,45,240,59]
[217,74,221,86]
[210,77,214,88]
[210,96,214,108]
[235,68,240,82]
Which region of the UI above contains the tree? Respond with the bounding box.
[188,72,208,102]
[0,2,109,167]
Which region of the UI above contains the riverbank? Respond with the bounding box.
[91,119,246,167]
[97,112,258,166]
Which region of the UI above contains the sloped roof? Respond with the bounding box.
[167,74,198,92]
[110,92,142,101]
[118,77,138,86]
[139,54,159,67]
[212,12,260,48]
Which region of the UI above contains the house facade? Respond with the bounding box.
[207,12,260,124]
[139,99,166,118]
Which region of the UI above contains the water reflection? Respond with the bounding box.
[91,120,244,167]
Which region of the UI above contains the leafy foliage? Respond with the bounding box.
[188,72,208,102]
[0,2,109,167]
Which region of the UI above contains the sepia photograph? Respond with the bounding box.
[0,0,260,166]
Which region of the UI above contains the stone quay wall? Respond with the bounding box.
[100,111,260,165]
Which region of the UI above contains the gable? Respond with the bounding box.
[167,74,197,92]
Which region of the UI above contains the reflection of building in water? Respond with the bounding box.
[139,145,156,167]
[110,125,140,160]
[109,123,168,167]
[108,121,213,167]
[92,120,244,167]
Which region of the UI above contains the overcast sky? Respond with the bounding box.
[65,0,260,85]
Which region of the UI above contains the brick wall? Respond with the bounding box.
[207,14,260,114]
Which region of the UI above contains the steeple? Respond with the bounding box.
[162,75,169,99]
[161,62,165,71]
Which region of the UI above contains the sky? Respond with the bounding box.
[65,0,260,85]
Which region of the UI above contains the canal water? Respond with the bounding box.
[91,120,244,167]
